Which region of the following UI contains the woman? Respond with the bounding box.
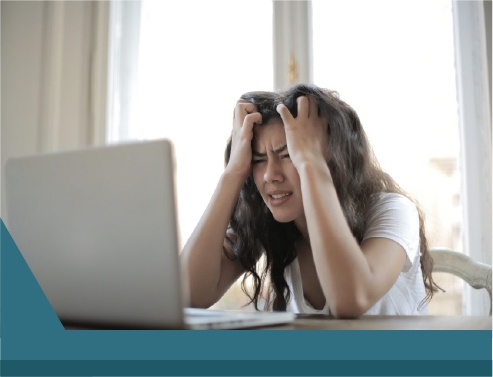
[181,84,440,317]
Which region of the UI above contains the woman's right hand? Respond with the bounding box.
[224,100,262,181]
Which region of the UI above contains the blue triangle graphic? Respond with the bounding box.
[1,219,64,335]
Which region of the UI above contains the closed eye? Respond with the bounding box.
[252,159,265,164]
[281,154,290,159]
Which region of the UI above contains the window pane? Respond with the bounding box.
[130,0,273,247]
[313,0,462,314]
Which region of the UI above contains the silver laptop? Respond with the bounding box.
[4,140,294,329]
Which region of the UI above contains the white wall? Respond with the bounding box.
[2,1,44,222]
[1,1,109,224]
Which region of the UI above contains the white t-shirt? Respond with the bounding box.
[284,193,428,315]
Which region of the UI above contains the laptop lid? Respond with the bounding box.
[5,140,188,329]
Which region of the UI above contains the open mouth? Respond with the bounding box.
[269,192,293,199]
[268,192,294,206]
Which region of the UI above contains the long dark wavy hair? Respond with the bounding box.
[223,84,440,312]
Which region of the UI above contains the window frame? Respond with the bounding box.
[451,0,492,315]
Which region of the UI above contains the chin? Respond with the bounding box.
[270,210,297,223]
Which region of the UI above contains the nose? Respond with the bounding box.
[264,159,284,183]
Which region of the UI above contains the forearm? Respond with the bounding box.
[180,171,244,307]
[298,161,373,317]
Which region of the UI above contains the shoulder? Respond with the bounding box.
[364,192,420,272]
[369,192,417,212]
[366,192,419,234]
[366,193,419,225]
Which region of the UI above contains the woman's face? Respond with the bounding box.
[252,120,305,224]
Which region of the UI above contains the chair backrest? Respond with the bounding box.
[430,248,492,315]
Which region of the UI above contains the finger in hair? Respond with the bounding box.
[237,101,258,115]
[243,112,263,128]
[276,103,293,122]
[296,96,309,119]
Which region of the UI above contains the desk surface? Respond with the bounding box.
[64,315,491,330]
[252,315,492,330]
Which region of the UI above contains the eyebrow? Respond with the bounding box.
[252,144,287,157]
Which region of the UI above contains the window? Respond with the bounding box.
[312,0,463,314]
[109,0,273,249]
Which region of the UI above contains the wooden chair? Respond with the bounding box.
[430,248,492,315]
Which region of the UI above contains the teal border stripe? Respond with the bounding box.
[1,360,491,376]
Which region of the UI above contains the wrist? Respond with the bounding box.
[292,150,328,171]
[297,159,334,186]
[221,169,249,189]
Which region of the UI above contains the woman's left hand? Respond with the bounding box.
[276,96,329,171]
